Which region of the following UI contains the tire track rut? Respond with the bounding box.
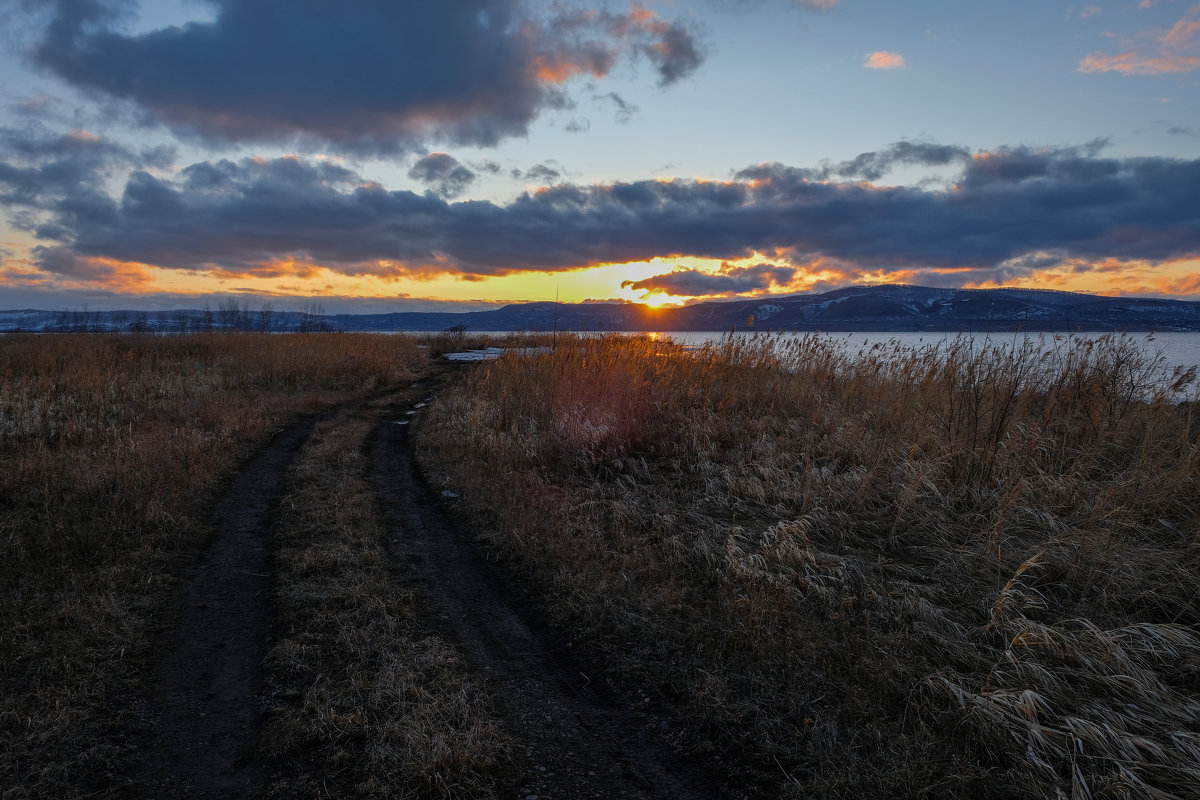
[132,399,354,798]
[369,365,729,800]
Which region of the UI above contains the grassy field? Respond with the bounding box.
[0,332,425,797]
[5,330,1198,798]
[418,332,1200,798]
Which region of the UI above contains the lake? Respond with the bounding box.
[445,329,1200,392]
[641,330,1200,378]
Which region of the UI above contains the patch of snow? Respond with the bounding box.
[444,346,552,361]
[445,347,507,361]
[756,304,784,320]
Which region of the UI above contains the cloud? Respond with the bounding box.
[407,153,476,199]
[0,123,173,250]
[19,0,706,154]
[1079,7,1200,74]
[595,91,639,123]
[30,245,154,289]
[640,17,707,85]
[954,140,1113,189]
[864,51,906,69]
[508,162,564,183]
[1079,51,1200,74]
[0,278,505,313]
[621,263,798,297]
[522,163,562,184]
[3,132,1199,291]
[831,140,968,180]
[1080,5,1102,19]
[736,140,971,183]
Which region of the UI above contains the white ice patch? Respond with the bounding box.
[444,346,552,361]
[444,347,507,361]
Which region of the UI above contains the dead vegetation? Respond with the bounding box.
[0,332,424,798]
[418,332,1200,798]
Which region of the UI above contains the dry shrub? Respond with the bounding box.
[419,332,1200,798]
[0,332,424,799]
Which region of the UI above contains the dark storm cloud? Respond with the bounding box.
[19,0,706,154]
[407,153,476,199]
[4,143,1199,285]
[621,264,797,296]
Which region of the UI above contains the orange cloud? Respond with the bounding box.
[864,51,906,70]
[1079,51,1200,74]
[531,54,606,83]
[210,258,326,281]
[966,256,1200,299]
[0,263,54,289]
[1079,8,1200,74]
[31,248,156,292]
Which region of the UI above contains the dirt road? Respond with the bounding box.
[131,362,731,798]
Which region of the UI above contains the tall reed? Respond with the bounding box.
[419,332,1200,798]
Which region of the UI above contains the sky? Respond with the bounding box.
[0,0,1198,313]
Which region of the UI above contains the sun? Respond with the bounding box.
[639,292,683,308]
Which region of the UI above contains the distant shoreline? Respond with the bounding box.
[5,285,1200,334]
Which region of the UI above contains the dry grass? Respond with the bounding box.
[262,401,510,799]
[418,332,1200,798]
[0,332,425,799]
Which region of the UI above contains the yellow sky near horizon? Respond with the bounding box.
[4,231,1200,310]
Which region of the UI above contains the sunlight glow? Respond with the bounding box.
[639,292,684,308]
[5,233,1199,311]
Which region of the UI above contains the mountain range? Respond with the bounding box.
[4,285,1200,333]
